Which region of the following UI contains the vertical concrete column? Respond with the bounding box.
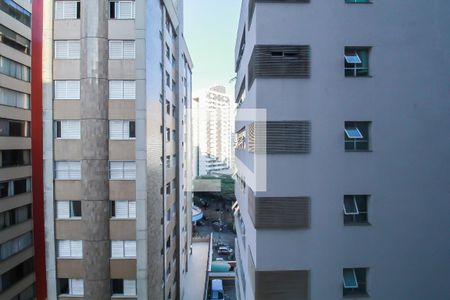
[80,0,110,298]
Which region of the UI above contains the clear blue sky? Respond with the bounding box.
[184,0,242,95]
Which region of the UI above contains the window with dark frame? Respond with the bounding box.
[345,47,370,77]
[343,195,369,224]
[345,121,370,151]
[343,268,368,297]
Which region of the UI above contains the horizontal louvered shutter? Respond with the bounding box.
[54,41,68,59]
[66,81,80,99]
[61,120,80,139]
[124,280,136,295]
[55,161,68,179]
[253,197,310,229]
[115,201,129,218]
[123,41,135,59]
[248,121,311,154]
[109,41,123,59]
[109,120,124,139]
[54,81,66,99]
[118,1,134,19]
[123,81,136,99]
[110,161,123,179]
[67,41,80,59]
[128,201,136,218]
[63,1,78,19]
[58,240,70,257]
[123,161,136,179]
[109,81,123,99]
[71,240,82,257]
[70,279,84,296]
[248,45,310,87]
[68,161,81,179]
[111,241,124,258]
[255,270,309,300]
[54,2,64,19]
[57,201,70,218]
[124,241,136,257]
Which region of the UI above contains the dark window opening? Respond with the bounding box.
[129,121,136,138]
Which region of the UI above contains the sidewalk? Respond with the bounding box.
[183,241,210,300]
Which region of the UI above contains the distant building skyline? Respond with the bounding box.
[193,86,234,176]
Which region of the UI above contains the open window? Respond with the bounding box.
[343,268,368,296]
[345,47,370,77]
[344,195,369,224]
[345,122,370,151]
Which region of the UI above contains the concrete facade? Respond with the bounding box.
[0,0,35,298]
[234,1,450,300]
[42,0,193,299]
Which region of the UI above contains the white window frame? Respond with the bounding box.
[109,120,135,140]
[112,200,136,219]
[111,1,136,19]
[55,1,79,20]
[57,240,83,258]
[109,80,136,100]
[109,161,136,180]
[55,120,81,139]
[55,161,81,180]
[54,80,80,100]
[123,279,137,296]
[68,279,84,296]
[111,240,136,258]
[56,201,81,219]
[109,40,135,59]
[54,40,80,59]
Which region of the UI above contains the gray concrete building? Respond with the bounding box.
[41,0,193,299]
[0,0,36,298]
[233,1,450,300]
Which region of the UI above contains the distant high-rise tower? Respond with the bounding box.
[38,0,194,299]
[194,86,233,176]
[233,1,450,300]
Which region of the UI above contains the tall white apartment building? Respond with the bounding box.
[194,86,233,176]
[233,1,450,300]
[40,0,194,299]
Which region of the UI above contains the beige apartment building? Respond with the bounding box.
[0,0,36,299]
[41,0,193,299]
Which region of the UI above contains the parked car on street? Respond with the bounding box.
[218,246,233,255]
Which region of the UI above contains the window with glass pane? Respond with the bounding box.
[0,0,31,26]
[54,1,80,19]
[344,195,369,224]
[343,268,368,296]
[109,1,135,19]
[345,47,370,77]
[345,121,370,151]
[0,56,30,81]
[0,25,31,54]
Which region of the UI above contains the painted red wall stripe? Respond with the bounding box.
[31,0,47,298]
